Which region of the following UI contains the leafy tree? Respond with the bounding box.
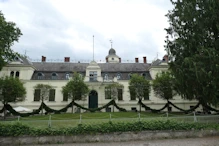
[165,0,219,107]
[62,72,89,113]
[0,76,26,119]
[129,74,151,112]
[105,83,124,112]
[34,84,52,114]
[152,72,176,111]
[0,11,22,71]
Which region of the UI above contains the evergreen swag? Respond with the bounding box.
[1,100,218,117]
[0,100,126,117]
[138,100,218,113]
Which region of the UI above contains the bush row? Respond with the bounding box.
[0,120,218,137]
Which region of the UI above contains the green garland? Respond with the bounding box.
[168,101,200,113]
[4,104,41,117]
[72,100,126,112]
[138,100,168,113]
[202,104,219,112]
[43,101,73,114]
[0,106,4,113]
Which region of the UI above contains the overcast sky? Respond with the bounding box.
[0,0,173,63]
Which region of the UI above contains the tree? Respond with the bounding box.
[105,83,124,112]
[152,72,176,111]
[129,74,151,112]
[0,76,26,119]
[34,84,52,114]
[62,72,89,113]
[165,0,219,107]
[0,11,22,71]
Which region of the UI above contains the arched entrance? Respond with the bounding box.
[89,90,98,109]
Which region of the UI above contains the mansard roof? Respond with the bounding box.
[32,62,151,72]
[31,62,152,80]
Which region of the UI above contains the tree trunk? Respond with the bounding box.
[3,104,6,120]
[71,99,74,113]
[41,102,43,115]
[167,100,170,112]
[139,99,142,113]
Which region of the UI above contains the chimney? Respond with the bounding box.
[163,55,168,62]
[143,56,147,64]
[64,57,70,62]
[106,57,108,63]
[42,56,46,62]
[119,58,121,63]
[135,58,139,63]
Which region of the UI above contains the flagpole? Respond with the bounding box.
[93,35,94,61]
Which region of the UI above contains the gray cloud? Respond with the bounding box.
[0,0,173,63]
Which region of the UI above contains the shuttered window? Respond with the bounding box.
[63,92,68,101]
[34,89,40,101]
[118,89,123,100]
[49,89,55,101]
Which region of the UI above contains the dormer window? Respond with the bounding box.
[104,73,108,81]
[51,72,58,80]
[89,71,97,81]
[37,72,44,80]
[10,71,14,77]
[65,73,70,80]
[128,73,132,79]
[117,73,121,80]
[142,73,146,78]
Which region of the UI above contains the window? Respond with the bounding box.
[51,72,58,80]
[37,73,44,80]
[128,73,132,79]
[65,73,70,80]
[34,89,40,101]
[131,107,137,112]
[10,71,14,77]
[105,87,111,99]
[63,92,68,101]
[112,58,114,60]
[118,88,123,100]
[15,71,20,78]
[106,107,111,112]
[49,89,55,101]
[142,73,146,78]
[129,86,136,100]
[104,73,108,81]
[89,71,97,81]
[117,73,121,80]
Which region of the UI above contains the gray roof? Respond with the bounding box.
[32,62,151,72]
[7,56,33,66]
[31,62,152,80]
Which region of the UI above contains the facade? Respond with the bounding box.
[0,48,200,113]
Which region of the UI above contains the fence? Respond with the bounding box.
[1,112,218,128]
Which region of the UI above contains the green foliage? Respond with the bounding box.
[129,74,151,112]
[129,74,151,100]
[0,11,22,71]
[152,72,175,101]
[0,76,26,104]
[105,83,124,100]
[34,84,52,102]
[165,0,219,106]
[62,72,89,101]
[0,120,218,136]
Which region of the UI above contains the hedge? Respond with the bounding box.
[0,120,219,137]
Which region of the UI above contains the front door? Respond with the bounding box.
[89,90,98,109]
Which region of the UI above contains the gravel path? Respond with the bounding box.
[33,136,219,146]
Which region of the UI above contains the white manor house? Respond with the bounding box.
[0,48,200,113]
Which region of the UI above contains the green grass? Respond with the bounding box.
[1,112,218,128]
